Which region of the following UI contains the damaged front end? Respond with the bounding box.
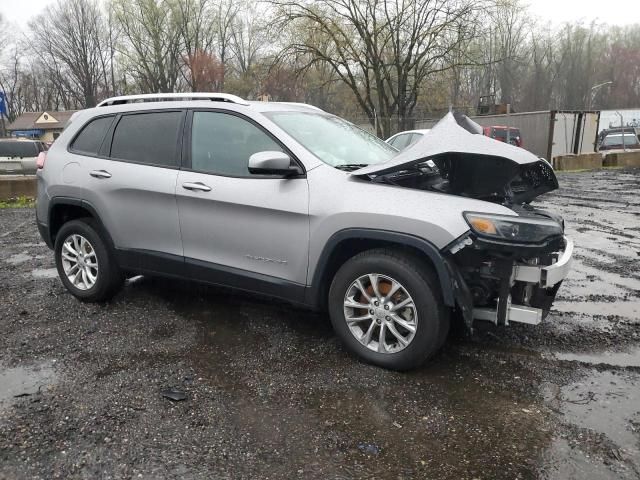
[353,112,573,329]
[446,207,573,328]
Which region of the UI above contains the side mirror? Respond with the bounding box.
[248,151,300,176]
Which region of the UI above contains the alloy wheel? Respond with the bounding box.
[60,234,99,291]
[343,273,418,353]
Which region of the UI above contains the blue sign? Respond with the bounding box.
[0,91,6,117]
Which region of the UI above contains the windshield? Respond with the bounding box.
[265,111,397,167]
[602,133,639,147]
[0,141,39,157]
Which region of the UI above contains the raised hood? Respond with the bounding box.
[353,113,558,204]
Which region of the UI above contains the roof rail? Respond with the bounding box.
[97,92,249,107]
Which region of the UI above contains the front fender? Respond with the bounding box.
[306,228,457,308]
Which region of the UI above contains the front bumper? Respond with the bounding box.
[512,237,574,288]
[472,236,573,326]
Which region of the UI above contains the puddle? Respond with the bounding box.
[539,437,633,480]
[544,370,640,470]
[31,268,58,279]
[0,362,57,407]
[6,252,32,265]
[553,300,640,319]
[553,349,640,368]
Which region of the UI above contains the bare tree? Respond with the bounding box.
[29,0,109,107]
[273,0,485,137]
[113,0,182,93]
[172,0,218,91]
[214,0,241,89]
[490,0,530,105]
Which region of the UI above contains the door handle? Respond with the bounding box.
[182,182,212,192]
[90,170,112,179]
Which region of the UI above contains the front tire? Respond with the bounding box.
[54,219,124,302]
[328,249,449,370]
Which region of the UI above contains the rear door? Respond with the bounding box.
[71,110,185,272]
[175,109,309,300]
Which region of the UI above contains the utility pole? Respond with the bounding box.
[0,91,7,137]
[506,104,511,145]
[616,111,626,151]
[588,81,613,110]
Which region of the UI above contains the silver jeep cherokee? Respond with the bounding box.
[35,93,573,370]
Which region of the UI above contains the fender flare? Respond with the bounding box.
[306,228,457,308]
[46,197,116,251]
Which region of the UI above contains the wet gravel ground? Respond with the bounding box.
[0,168,639,479]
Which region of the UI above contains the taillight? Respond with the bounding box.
[36,151,47,169]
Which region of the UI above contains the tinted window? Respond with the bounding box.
[110,112,182,167]
[0,141,39,157]
[191,112,282,176]
[71,116,113,155]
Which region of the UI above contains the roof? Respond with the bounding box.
[6,110,78,131]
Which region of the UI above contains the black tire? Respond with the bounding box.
[54,218,124,302]
[328,248,449,371]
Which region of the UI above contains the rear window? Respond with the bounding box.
[492,128,520,140]
[602,133,639,147]
[70,116,114,155]
[0,141,39,157]
[110,112,182,167]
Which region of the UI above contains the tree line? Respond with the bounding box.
[1,0,639,137]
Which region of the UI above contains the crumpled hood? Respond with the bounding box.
[353,112,559,204]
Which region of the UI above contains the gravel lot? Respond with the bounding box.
[1,168,639,479]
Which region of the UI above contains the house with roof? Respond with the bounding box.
[5,110,78,142]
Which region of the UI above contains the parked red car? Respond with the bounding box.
[483,126,522,147]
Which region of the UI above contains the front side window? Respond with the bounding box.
[70,116,113,155]
[265,111,396,168]
[191,111,283,176]
[110,111,182,167]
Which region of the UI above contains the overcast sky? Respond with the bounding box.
[1,0,639,31]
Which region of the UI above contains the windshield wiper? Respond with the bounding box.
[334,163,369,172]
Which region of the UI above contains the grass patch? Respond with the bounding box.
[0,196,35,208]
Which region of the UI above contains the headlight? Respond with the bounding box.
[463,212,563,244]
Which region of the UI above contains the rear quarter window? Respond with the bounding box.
[70,116,114,155]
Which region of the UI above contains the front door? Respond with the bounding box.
[176,110,309,301]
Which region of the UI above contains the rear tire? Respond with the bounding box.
[54,218,124,302]
[328,248,449,370]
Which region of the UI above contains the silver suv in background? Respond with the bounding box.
[35,93,573,370]
[0,138,48,174]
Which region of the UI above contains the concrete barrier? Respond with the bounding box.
[0,175,37,200]
[552,153,603,171]
[603,151,640,168]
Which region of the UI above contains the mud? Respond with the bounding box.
[0,168,638,479]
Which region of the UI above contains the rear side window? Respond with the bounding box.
[110,112,182,167]
[70,116,113,155]
[0,141,39,157]
[409,133,423,146]
[389,133,412,150]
